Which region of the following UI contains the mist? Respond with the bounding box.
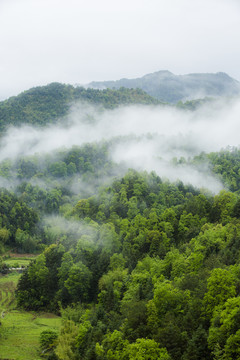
[1,98,240,193]
[43,215,98,241]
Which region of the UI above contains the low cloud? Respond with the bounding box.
[42,215,100,249]
[1,98,240,193]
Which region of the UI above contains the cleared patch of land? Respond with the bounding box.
[4,253,37,267]
[4,258,34,268]
[0,271,61,360]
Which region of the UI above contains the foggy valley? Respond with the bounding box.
[1,96,240,194]
[2,0,240,358]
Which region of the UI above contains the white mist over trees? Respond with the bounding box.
[1,98,240,192]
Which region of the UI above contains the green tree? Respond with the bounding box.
[55,320,79,360]
[126,338,171,360]
[39,329,58,359]
[208,297,240,359]
[0,227,10,243]
[203,268,236,319]
[65,262,92,303]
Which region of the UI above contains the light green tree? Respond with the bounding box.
[65,262,92,302]
[203,268,236,318]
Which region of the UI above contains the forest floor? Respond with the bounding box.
[0,265,61,359]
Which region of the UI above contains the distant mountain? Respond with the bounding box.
[87,71,240,103]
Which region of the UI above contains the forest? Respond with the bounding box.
[1,84,240,359]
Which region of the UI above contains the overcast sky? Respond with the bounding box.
[0,0,240,100]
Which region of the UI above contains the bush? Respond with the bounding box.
[40,329,58,359]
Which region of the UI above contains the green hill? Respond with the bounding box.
[2,78,240,359]
[0,83,161,131]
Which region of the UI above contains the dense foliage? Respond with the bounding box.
[1,84,240,359]
[0,83,160,131]
[11,156,240,359]
[184,147,240,192]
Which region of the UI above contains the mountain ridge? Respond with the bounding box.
[87,70,240,103]
[0,83,160,132]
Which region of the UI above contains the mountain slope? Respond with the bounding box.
[88,70,240,103]
[0,83,160,132]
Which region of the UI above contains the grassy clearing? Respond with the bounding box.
[4,258,33,268]
[3,253,38,268]
[0,272,20,311]
[0,272,20,285]
[0,271,61,360]
[0,310,61,360]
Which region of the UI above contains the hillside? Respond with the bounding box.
[88,70,240,103]
[0,83,160,132]
[1,79,240,359]
[0,78,230,135]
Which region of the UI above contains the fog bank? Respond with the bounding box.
[1,99,240,192]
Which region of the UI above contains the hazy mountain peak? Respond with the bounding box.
[87,70,240,103]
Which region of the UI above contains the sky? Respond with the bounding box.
[0,0,240,100]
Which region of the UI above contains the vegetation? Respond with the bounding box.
[0,83,161,132]
[1,83,240,359]
[0,272,61,359]
[10,162,240,359]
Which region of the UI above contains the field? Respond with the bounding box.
[0,271,61,360]
[4,258,35,269]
